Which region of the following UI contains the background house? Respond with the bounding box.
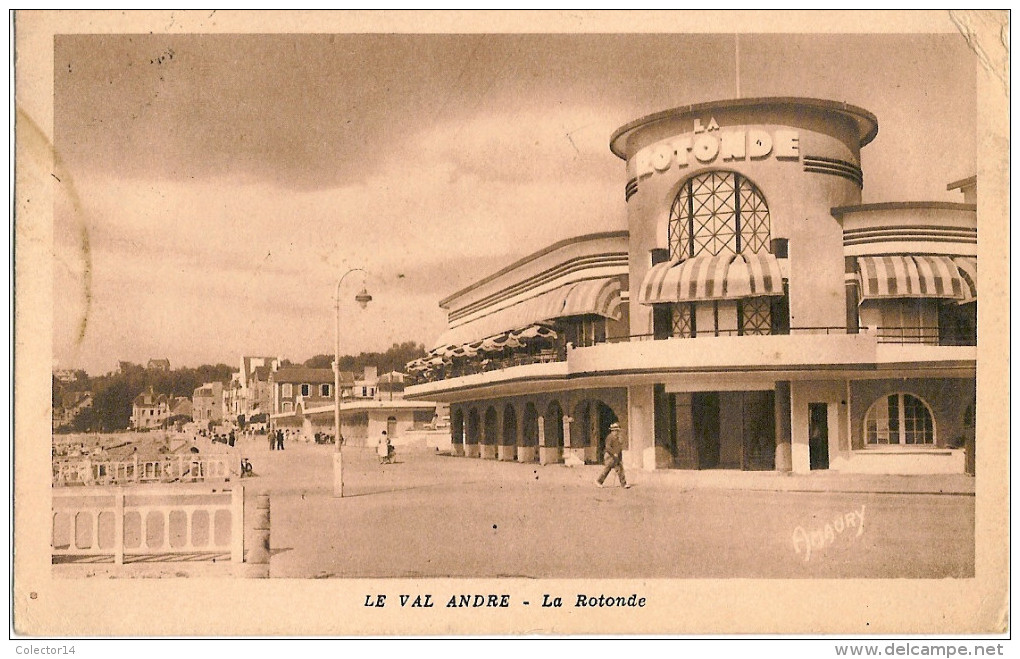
[192,382,225,424]
[131,389,170,429]
[271,367,334,414]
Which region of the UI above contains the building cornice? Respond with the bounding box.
[439,231,629,309]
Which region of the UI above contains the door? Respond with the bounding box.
[693,392,721,469]
[808,403,829,470]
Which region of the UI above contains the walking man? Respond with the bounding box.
[276,428,285,451]
[597,422,630,488]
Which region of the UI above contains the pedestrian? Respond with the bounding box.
[276,428,285,451]
[269,427,276,451]
[597,422,630,488]
[229,430,236,447]
[377,430,393,464]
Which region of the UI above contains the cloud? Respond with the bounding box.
[52,101,627,373]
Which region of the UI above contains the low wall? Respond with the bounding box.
[830,449,966,474]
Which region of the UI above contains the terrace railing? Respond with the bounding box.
[53,455,232,487]
[51,484,243,564]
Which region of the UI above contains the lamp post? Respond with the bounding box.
[333,268,372,498]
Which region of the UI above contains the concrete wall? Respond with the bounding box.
[627,385,654,470]
[791,377,977,474]
[617,100,870,341]
[838,203,977,258]
[789,380,849,474]
[849,378,974,451]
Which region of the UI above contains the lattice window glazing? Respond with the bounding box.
[671,303,695,338]
[740,297,772,335]
[669,171,771,260]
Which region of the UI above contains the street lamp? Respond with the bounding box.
[333,268,372,498]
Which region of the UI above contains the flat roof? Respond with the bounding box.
[610,97,879,159]
[946,175,977,191]
[830,201,977,218]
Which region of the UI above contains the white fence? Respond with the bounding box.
[51,484,243,564]
[53,455,232,487]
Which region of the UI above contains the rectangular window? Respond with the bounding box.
[281,383,292,398]
[740,297,773,336]
[301,384,311,397]
[321,384,331,397]
[670,302,695,338]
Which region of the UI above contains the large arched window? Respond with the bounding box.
[864,393,935,446]
[668,171,771,260]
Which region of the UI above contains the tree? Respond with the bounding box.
[302,341,427,374]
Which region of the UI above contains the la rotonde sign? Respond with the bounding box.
[628,117,800,180]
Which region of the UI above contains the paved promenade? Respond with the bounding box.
[240,440,974,579]
[55,436,975,579]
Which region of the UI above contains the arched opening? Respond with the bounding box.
[451,408,464,445]
[864,393,936,446]
[572,399,619,461]
[466,408,481,445]
[544,400,564,448]
[483,407,498,445]
[502,404,518,446]
[522,403,539,447]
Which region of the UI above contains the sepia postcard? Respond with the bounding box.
[12,10,1010,639]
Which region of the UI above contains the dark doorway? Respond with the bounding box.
[692,392,721,468]
[808,403,829,470]
[743,391,777,471]
[596,402,618,460]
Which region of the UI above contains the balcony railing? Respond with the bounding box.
[408,325,975,386]
[873,326,975,346]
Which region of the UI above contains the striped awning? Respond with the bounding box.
[638,252,785,305]
[953,257,977,304]
[856,255,969,301]
[431,277,624,348]
[560,278,624,319]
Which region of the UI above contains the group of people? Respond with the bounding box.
[268,428,286,451]
[210,430,237,447]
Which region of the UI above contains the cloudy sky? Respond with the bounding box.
[52,32,976,375]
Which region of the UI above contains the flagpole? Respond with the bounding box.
[735,33,741,99]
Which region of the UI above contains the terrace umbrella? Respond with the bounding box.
[450,344,479,358]
[512,324,558,341]
[488,332,523,350]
